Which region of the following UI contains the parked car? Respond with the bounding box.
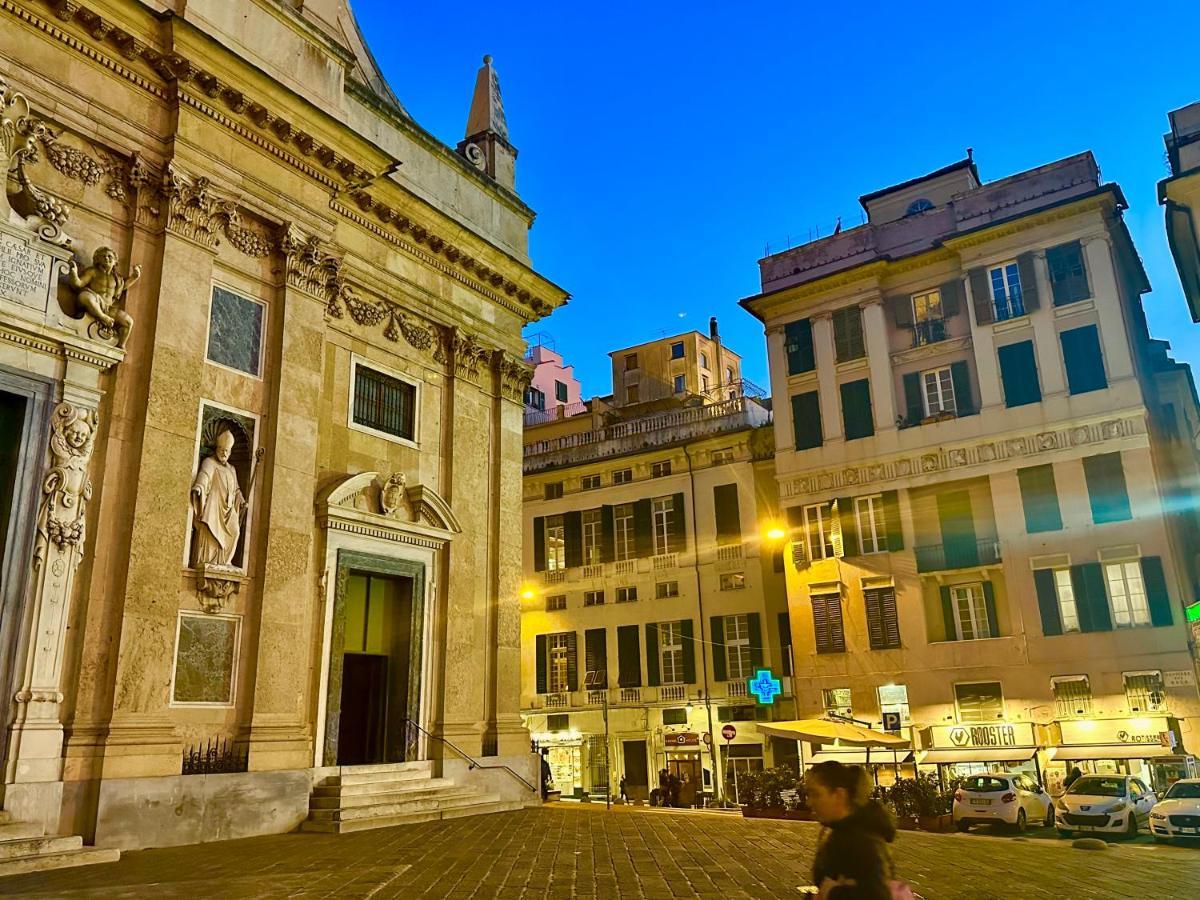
[1149,778,1200,844]
[952,773,1053,832]
[1055,774,1156,838]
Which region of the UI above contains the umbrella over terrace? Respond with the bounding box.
[758,718,910,774]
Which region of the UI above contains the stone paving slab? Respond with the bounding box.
[0,805,1196,899]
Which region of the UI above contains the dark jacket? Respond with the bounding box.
[811,801,896,900]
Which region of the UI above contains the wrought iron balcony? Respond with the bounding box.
[914,537,1001,573]
[911,318,947,347]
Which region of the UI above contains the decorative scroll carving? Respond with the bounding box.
[279,224,342,308]
[495,350,533,403]
[159,164,272,256]
[1,77,72,246]
[34,402,97,570]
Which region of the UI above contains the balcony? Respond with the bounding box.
[659,684,687,702]
[544,569,566,585]
[619,687,641,703]
[544,693,568,709]
[652,553,677,571]
[614,560,637,576]
[915,537,1002,573]
[726,680,750,699]
[911,318,947,347]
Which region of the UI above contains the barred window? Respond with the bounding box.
[352,363,416,441]
[1052,676,1092,718]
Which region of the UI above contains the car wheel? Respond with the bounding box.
[1015,809,1027,833]
[1125,813,1139,840]
[1043,805,1054,828]
[956,819,970,833]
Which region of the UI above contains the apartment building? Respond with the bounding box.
[520,329,790,803]
[1161,100,1200,324]
[743,152,1200,794]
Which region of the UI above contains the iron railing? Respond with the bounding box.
[402,718,537,794]
[914,537,1002,573]
[181,737,248,775]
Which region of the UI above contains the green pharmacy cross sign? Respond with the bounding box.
[748,668,782,705]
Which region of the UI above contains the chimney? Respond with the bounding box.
[709,316,719,339]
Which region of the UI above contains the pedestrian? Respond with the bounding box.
[667,770,681,808]
[1064,766,1083,790]
[804,761,912,900]
[620,774,628,802]
[540,751,553,802]
[656,769,669,807]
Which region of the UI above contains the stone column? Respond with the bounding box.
[861,297,896,433]
[1084,234,1135,381]
[4,392,100,829]
[811,313,842,444]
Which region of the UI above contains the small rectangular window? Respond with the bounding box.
[545,594,567,612]
[655,581,679,599]
[1124,671,1166,712]
[719,573,746,591]
[1061,325,1107,395]
[626,385,640,404]
[207,286,265,376]
[823,687,853,718]
[673,374,687,394]
[352,363,417,442]
[833,306,866,362]
[670,341,685,360]
[1047,241,1090,306]
[555,380,569,403]
[544,482,564,500]
[547,713,570,731]
[785,319,816,374]
[662,707,687,726]
[526,387,546,410]
[581,474,602,490]
[651,461,672,478]
[954,681,1004,723]
[988,261,1024,321]
[700,351,709,369]
[616,586,638,603]
[584,590,605,607]
[711,447,735,465]
[1052,675,1092,718]
[613,468,633,485]
[625,353,638,371]
[921,366,956,417]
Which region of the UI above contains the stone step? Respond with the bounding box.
[0,847,120,878]
[336,761,432,777]
[309,791,497,822]
[0,835,82,861]
[319,767,435,788]
[310,785,475,809]
[0,822,44,840]
[301,799,520,834]
[311,776,455,798]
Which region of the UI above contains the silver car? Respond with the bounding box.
[1055,774,1157,838]
[1149,779,1200,844]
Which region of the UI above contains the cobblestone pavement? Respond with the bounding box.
[1,805,1196,899]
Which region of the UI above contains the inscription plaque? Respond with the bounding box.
[0,230,53,312]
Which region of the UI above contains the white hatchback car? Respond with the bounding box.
[952,773,1053,832]
[1055,774,1156,838]
[1149,778,1200,843]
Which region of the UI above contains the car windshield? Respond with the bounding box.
[960,776,1009,793]
[1165,782,1200,800]
[1068,777,1125,798]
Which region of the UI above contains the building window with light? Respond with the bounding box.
[724,614,752,681]
[1053,569,1080,632]
[803,502,836,560]
[954,681,1004,723]
[614,504,635,561]
[659,621,685,685]
[1105,560,1151,627]
[545,515,565,571]
[581,509,602,565]
[1052,676,1092,718]
[823,687,852,718]
[855,495,886,554]
[656,581,679,599]
[548,633,571,692]
[652,496,675,555]
[877,684,910,724]
[911,289,946,345]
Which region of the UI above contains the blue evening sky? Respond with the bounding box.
[356,1,1200,397]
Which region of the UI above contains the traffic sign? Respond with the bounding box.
[702,732,712,746]
[882,711,902,733]
[721,724,737,741]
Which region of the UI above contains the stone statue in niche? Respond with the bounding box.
[66,246,138,348]
[191,429,248,568]
[34,402,97,570]
[379,472,406,517]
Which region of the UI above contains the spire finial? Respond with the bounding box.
[483,54,493,65]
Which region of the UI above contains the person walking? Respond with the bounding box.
[619,775,629,802]
[667,770,681,808]
[539,752,553,802]
[804,761,911,900]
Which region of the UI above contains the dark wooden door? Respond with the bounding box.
[338,653,388,765]
[623,740,648,798]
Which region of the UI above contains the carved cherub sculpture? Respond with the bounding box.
[67,246,138,348]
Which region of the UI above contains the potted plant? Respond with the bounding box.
[882,778,920,830]
[913,776,953,832]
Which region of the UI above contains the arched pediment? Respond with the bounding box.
[317,471,460,546]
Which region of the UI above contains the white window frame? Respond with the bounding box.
[951,583,992,640]
[584,590,605,607]
[1051,675,1092,718]
[877,684,910,724]
[206,282,267,380]
[170,611,241,708]
[652,495,675,555]
[651,461,672,478]
[581,474,602,490]
[855,495,886,554]
[545,594,566,611]
[659,621,685,685]
[911,288,944,323]
[581,509,602,565]
[616,586,637,603]
[545,515,566,572]
[803,502,835,561]
[1123,670,1166,713]
[547,633,571,692]
[724,614,752,681]
[613,468,633,485]
[719,573,746,591]
[1104,560,1151,627]
[614,504,635,561]
[347,354,421,448]
[1053,568,1080,633]
[988,260,1024,320]
[921,366,956,417]
[656,581,679,599]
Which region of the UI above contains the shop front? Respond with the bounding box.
[808,746,916,786]
[1047,717,1195,794]
[531,729,584,797]
[661,731,705,807]
[918,722,1042,787]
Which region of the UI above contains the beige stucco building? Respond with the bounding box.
[1162,100,1200,324]
[520,329,795,805]
[744,152,1200,795]
[0,0,565,865]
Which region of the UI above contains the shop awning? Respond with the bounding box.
[758,719,908,747]
[809,750,914,765]
[918,747,1037,764]
[1053,744,1175,761]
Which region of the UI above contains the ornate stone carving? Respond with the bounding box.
[451,328,488,382]
[380,472,406,517]
[279,224,342,308]
[34,402,97,570]
[64,245,138,348]
[1,77,72,246]
[159,164,272,256]
[495,350,533,402]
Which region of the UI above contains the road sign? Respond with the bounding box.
[702,732,712,746]
[721,724,737,741]
[882,712,902,733]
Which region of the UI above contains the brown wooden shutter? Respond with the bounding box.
[710,616,727,681]
[585,628,608,688]
[600,505,615,562]
[968,267,994,325]
[812,597,830,653]
[1017,252,1040,311]
[940,278,963,317]
[533,517,546,572]
[838,497,859,556]
[633,499,653,557]
[566,631,578,692]
[670,492,687,553]
[564,511,583,568]
[888,294,914,328]
[865,590,885,649]
[827,595,846,652]
[881,588,901,647]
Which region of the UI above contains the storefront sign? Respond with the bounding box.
[666,732,699,746]
[1165,670,1196,688]
[929,722,1036,750]
[1057,717,1173,747]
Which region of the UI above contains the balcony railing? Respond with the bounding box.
[915,537,1002,573]
[726,680,749,698]
[544,569,566,584]
[660,685,687,702]
[544,693,568,708]
[717,543,744,563]
[619,688,641,703]
[911,318,947,347]
[614,560,637,576]
[582,564,604,579]
[993,295,1025,322]
[652,553,677,571]
[586,690,607,706]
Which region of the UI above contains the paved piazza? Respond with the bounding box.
[1,806,1195,899]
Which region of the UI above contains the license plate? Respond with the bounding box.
[1182,827,1198,835]
[970,799,991,806]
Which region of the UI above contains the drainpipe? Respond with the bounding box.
[683,444,723,805]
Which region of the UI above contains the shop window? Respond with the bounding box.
[1124,671,1166,713]
[614,504,635,561]
[1052,676,1092,718]
[655,581,679,599]
[545,516,566,571]
[954,681,1004,723]
[823,687,852,718]
[877,684,910,724]
[545,594,566,612]
[547,714,569,732]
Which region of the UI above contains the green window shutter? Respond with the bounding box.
[791,391,823,450]
[633,499,654,557]
[585,628,608,688]
[566,631,578,692]
[1083,453,1132,524]
[617,625,641,687]
[888,294,914,328]
[564,511,583,568]
[1141,557,1173,626]
[1033,569,1062,636]
[902,373,923,426]
[747,613,763,669]
[833,306,865,362]
[939,279,964,317]
[535,634,548,693]
[997,341,1042,408]
[681,619,696,683]
[1047,240,1090,306]
[838,496,859,556]
[710,616,727,682]
[533,517,546,572]
[940,586,957,641]
[950,360,974,416]
[1071,563,1112,633]
[671,492,687,553]
[785,319,815,374]
[968,267,994,325]
[882,490,904,550]
[840,379,874,441]
[645,623,660,686]
[778,612,792,675]
[713,484,741,543]
[1061,325,1108,395]
[1017,464,1063,533]
[600,505,615,563]
[1016,252,1040,311]
[982,581,999,636]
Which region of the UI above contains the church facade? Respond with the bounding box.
[0,0,565,852]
